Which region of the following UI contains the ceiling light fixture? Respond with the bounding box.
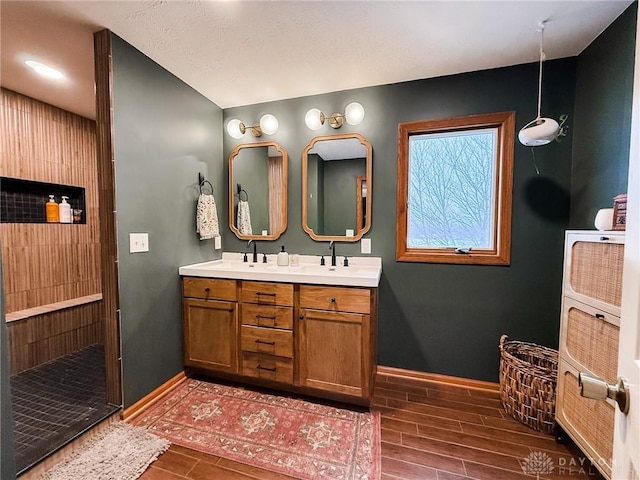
[226,114,279,139]
[25,60,64,80]
[304,102,365,130]
[518,22,560,147]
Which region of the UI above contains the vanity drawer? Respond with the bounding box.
[299,285,371,314]
[241,304,293,330]
[242,352,293,384]
[241,325,293,358]
[183,277,237,301]
[242,281,293,306]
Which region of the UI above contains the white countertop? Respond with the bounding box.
[179,252,382,287]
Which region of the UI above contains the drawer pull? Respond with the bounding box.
[600,236,610,241]
[204,287,210,292]
[256,315,276,320]
[595,313,605,319]
[256,292,276,297]
[255,339,276,345]
[331,298,336,303]
[256,364,276,372]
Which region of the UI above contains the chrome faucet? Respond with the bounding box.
[329,241,337,267]
[248,239,258,263]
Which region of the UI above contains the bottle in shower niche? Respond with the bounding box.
[46,195,59,223]
[58,196,72,223]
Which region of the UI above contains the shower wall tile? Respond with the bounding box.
[0,88,101,314]
[6,301,103,374]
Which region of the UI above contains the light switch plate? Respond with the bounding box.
[361,238,371,254]
[214,236,222,250]
[129,233,149,253]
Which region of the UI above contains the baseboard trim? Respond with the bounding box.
[377,365,500,391]
[121,371,187,422]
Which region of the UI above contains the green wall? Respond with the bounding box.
[110,34,224,407]
[571,3,637,228]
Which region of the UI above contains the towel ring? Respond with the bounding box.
[198,172,213,194]
[236,183,249,202]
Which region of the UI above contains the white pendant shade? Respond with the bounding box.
[518,117,560,146]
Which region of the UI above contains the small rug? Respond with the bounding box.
[132,379,381,479]
[39,421,169,480]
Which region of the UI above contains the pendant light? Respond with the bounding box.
[518,22,560,147]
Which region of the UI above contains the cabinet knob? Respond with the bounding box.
[330,297,336,303]
[204,287,210,292]
[299,315,304,320]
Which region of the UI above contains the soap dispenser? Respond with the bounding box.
[58,196,72,223]
[277,246,289,266]
[46,195,59,223]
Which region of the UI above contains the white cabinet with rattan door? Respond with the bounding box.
[556,230,624,479]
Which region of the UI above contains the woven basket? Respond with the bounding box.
[499,334,558,434]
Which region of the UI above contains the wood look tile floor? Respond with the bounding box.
[139,374,605,480]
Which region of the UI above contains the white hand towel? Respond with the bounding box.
[237,200,252,235]
[196,194,219,240]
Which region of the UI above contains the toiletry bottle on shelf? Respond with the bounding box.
[58,196,72,223]
[46,195,59,223]
[277,245,289,266]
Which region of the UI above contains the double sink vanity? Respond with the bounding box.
[179,132,380,405]
[179,254,382,405]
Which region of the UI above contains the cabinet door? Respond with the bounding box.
[563,232,624,316]
[183,298,238,374]
[297,308,371,398]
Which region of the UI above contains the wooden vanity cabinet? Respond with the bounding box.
[182,278,239,374]
[181,277,378,405]
[297,285,377,402]
[240,281,294,384]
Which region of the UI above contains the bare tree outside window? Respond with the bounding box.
[408,130,497,249]
[396,112,515,265]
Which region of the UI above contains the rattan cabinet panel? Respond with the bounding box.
[556,231,624,480]
[556,360,615,478]
[561,298,620,385]
[563,232,625,316]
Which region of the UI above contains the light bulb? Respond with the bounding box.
[259,114,279,135]
[305,108,324,130]
[226,119,244,139]
[344,102,365,125]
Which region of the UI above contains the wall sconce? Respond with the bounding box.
[304,102,365,130]
[226,114,279,139]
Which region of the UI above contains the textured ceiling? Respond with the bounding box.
[0,1,633,120]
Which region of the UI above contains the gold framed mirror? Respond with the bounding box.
[302,133,372,242]
[228,141,288,240]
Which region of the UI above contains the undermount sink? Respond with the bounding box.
[179,253,382,287]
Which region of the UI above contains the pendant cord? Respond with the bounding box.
[530,147,540,175]
[537,23,546,120]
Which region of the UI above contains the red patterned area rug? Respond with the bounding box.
[132,378,381,480]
